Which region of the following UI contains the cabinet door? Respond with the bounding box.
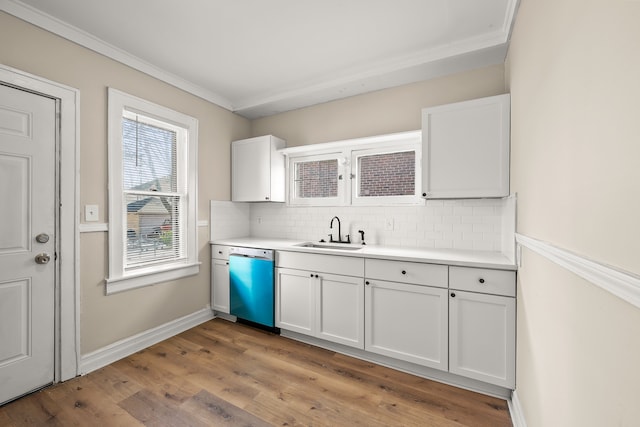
[316,273,364,349]
[365,279,448,370]
[232,136,271,202]
[422,94,510,198]
[275,268,315,335]
[211,258,230,313]
[231,135,285,202]
[449,290,516,388]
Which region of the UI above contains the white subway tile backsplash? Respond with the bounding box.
[239,198,512,254]
[434,223,453,232]
[472,223,495,232]
[473,206,496,215]
[453,240,474,250]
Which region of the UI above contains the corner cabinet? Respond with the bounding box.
[421,94,510,199]
[231,135,286,202]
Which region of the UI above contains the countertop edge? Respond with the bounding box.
[209,237,517,271]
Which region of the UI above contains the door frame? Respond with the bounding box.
[0,64,80,382]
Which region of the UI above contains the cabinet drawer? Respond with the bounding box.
[277,251,364,277]
[211,245,230,260]
[449,266,515,297]
[365,259,448,288]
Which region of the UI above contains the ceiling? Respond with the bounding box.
[3,0,519,119]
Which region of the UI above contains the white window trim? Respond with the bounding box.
[351,142,422,206]
[288,152,347,206]
[106,88,199,294]
[283,130,422,207]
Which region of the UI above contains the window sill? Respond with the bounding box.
[105,262,201,295]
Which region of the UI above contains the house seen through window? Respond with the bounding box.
[123,114,182,267]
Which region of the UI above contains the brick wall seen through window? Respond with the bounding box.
[295,159,338,198]
[358,151,415,197]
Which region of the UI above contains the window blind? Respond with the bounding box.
[122,114,184,268]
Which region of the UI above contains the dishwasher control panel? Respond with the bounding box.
[229,246,274,260]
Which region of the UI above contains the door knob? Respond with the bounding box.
[35,253,51,264]
[35,233,50,243]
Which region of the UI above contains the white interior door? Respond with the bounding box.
[0,84,56,404]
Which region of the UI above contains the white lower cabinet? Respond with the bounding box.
[317,272,364,348]
[275,268,314,335]
[276,266,364,349]
[365,279,448,370]
[270,250,516,391]
[211,245,231,314]
[449,266,516,388]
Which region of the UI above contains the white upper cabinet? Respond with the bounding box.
[231,135,286,202]
[421,94,510,199]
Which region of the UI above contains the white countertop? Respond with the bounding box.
[210,237,517,271]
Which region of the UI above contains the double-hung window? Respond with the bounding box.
[107,88,199,293]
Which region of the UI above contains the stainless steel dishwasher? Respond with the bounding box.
[228,247,276,330]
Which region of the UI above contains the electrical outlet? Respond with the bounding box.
[384,217,394,231]
[85,204,99,222]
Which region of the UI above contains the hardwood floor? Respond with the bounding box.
[0,318,512,426]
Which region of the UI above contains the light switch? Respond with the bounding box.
[85,204,99,222]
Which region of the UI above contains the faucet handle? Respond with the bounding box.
[358,230,366,245]
[328,233,334,243]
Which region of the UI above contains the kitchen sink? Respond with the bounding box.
[295,242,363,251]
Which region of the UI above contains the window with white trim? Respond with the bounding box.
[351,145,418,205]
[285,131,422,206]
[289,153,345,206]
[107,88,199,293]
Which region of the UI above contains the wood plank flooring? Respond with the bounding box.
[0,318,512,426]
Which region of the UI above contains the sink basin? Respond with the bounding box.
[295,242,363,251]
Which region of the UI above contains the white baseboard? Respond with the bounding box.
[508,390,528,427]
[280,329,512,400]
[80,308,214,375]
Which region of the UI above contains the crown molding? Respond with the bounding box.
[233,31,510,117]
[2,0,519,119]
[1,0,234,110]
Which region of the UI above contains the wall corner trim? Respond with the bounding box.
[508,390,528,427]
[515,233,640,310]
[79,308,214,375]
